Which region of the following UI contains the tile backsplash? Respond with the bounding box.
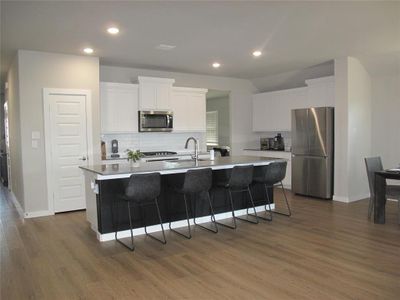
[101,132,206,156]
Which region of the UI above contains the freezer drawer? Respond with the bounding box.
[292,155,333,199]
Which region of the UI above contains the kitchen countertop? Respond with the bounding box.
[103,151,210,161]
[81,156,284,180]
[243,148,291,153]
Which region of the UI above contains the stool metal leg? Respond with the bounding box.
[114,200,135,251]
[236,187,259,224]
[193,192,218,233]
[271,182,291,217]
[247,183,273,221]
[169,194,192,239]
[215,189,237,229]
[141,198,167,245]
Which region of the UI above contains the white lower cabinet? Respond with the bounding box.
[171,87,208,132]
[100,82,139,133]
[242,150,292,189]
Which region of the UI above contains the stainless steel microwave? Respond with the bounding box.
[138,111,173,132]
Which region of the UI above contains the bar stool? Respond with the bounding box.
[113,172,166,251]
[251,161,291,218]
[169,168,218,239]
[214,165,259,229]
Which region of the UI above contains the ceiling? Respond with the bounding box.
[1,1,399,83]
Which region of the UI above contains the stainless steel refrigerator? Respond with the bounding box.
[291,107,334,199]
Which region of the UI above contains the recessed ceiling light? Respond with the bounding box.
[155,44,176,51]
[107,27,119,35]
[83,48,94,54]
[252,50,262,57]
[212,62,221,68]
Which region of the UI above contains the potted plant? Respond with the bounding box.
[126,149,143,167]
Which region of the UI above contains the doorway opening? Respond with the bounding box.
[206,90,231,154]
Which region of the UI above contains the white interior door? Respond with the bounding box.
[44,90,91,213]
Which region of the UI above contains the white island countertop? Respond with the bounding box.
[80,156,285,180]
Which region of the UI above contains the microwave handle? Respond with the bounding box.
[167,115,173,128]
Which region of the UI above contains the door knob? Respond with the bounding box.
[79,156,87,161]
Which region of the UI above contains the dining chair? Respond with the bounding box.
[364,157,400,223]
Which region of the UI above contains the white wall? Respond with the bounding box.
[16,50,100,215]
[206,96,231,147]
[100,65,258,155]
[334,57,371,202]
[6,55,25,209]
[371,73,400,182]
[347,58,372,200]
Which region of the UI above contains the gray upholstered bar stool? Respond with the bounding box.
[169,168,218,239]
[251,161,291,218]
[113,172,166,251]
[214,165,259,229]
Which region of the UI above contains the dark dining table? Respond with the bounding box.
[374,170,400,224]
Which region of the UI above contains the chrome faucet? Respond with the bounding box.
[185,137,199,161]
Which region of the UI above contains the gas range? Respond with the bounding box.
[142,151,178,157]
[141,151,180,162]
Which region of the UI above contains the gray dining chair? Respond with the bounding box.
[364,157,400,223]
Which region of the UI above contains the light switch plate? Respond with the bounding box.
[32,140,39,149]
[32,131,40,139]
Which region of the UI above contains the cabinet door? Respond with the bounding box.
[171,88,207,132]
[187,93,206,131]
[253,88,307,132]
[252,94,270,131]
[139,82,157,110]
[101,82,138,133]
[306,76,335,107]
[156,84,172,110]
[170,91,188,131]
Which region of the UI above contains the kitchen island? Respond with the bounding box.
[80,156,284,241]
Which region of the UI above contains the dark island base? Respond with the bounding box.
[96,168,274,234]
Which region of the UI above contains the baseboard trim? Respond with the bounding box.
[24,210,54,218]
[97,204,275,242]
[333,194,370,203]
[10,191,24,219]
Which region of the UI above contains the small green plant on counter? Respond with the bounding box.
[126,149,143,162]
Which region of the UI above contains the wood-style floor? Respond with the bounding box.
[1,186,399,299]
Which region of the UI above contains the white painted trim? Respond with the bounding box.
[172,86,208,94]
[24,210,53,219]
[138,76,175,85]
[9,191,24,219]
[43,88,93,214]
[333,193,370,203]
[96,204,275,242]
[333,195,349,202]
[100,82,138,90]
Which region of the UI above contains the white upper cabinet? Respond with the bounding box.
[305,76,335,107]
[100,82,139,133]
[252,76,335,132]
[171,87,208,132]
[253,87,307,132]
[138,76,175,110]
